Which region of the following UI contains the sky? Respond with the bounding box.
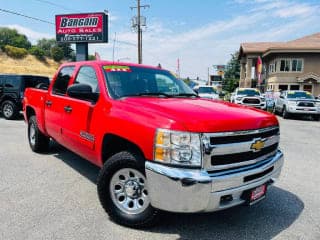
[0,0,320,79]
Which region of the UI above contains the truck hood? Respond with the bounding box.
[120,97,278,132]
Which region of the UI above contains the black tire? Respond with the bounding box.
[1,100,19,120]
[28,116,50,152]
[282,106,290,119]
[313,115,320,121]
[97,151,159,228]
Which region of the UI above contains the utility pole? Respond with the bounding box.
[131,0,149,64]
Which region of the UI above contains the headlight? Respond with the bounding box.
[236,97,242,101]
[261,97,266,102]
[315,102,320,107]
[154,129,201,167]
[288,101,297,106]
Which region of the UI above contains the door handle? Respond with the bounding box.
[64,106,72,113]
[45,100,52,106]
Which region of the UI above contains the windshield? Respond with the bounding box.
[237,89,260,96]
[198,87,217,94]
[287,91,314,99]
[103,65,196,99]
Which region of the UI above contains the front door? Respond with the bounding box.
[60,65,100,160]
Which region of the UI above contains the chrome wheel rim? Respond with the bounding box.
[29,123,36,146]
[110,168,149,215]
[3,104,13,118]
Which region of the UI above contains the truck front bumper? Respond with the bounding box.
[145,150,283,213]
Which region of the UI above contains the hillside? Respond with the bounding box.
[0,52,60,77]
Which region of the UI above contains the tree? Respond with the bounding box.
[223,51,240,93]
[36,38,56,57]
[0,27,31,50]
[51,46,64,62]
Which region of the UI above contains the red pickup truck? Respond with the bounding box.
[23,61,284,227]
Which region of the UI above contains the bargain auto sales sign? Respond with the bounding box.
[55,12,108,43]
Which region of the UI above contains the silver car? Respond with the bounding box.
[274,90,320,120]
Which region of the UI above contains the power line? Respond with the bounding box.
[0,8,54,25]
[33,0,81,12]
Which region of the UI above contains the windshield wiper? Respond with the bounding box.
[173,93,199,97]
[137,92,172,97]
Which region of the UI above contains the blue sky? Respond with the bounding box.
[1,0,320,79]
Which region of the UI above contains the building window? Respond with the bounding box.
[280,60,290,72]
[291,59,302,72]
[290,85,300,90]
[279,84,288,91]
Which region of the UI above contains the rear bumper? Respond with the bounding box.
[145,150,283,213]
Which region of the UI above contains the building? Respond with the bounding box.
[238,33,320,96]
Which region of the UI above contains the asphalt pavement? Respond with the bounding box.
[0,115,319,240]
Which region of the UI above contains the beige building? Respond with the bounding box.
[238,33,320,96]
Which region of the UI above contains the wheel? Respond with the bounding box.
[28,116,50,152]
[97,151,159,228]
[282,106,290,119]
[1,100,18,120]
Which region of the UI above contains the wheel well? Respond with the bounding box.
[101,134,145,164]
[1,96,16,106]
[26,106,36,121]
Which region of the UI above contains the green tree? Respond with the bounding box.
[51,46,64,62]
[58,42,74,60]
[36,38,56,57]
[223,51,240,93]
[0,27,31,50]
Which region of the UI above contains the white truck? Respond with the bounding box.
[274,90,320,120]
[230,88,266,110]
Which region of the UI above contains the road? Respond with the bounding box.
[0,115,319,240]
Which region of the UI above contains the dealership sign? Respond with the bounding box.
[55,12,108,43]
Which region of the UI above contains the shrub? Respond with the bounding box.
[51,46,64,62]
[4,45,28,59]
[29,46,45,60]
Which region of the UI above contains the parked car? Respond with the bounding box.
[0,74,49,119]
[193,85,219,99]
[230,88,266,109]
[23,60,283,227]
[274,90,320,120]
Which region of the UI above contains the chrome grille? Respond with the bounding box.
[202,126,280,171]
[297,101,314,107]
[243,98,260,104]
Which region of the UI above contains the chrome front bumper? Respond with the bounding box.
[145,150,283,213]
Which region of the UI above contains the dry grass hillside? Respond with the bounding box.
[0,52,60,77]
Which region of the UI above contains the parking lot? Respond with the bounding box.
[0,115,319,240]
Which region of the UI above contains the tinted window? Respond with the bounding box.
[237,89,260,96]
[198,87,217,94]
[4,76,21,89]
[23,76,49,88]
[287,91,314,99]
[52,66,75,95]
[74,66,99,93]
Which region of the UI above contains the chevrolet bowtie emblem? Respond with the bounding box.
[251,139,265,152]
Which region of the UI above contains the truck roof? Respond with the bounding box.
[61,60,163,71]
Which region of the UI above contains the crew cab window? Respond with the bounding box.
[52,66,75,95]
[74,66,99,93]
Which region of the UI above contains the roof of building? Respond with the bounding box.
[240,32,320,56]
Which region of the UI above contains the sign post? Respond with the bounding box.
[55,12,108,61]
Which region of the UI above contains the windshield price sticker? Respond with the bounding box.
[103,66,131,72]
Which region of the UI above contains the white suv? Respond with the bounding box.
[231,88,266,109]
[193,85,219,100]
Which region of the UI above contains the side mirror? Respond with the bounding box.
[67,84,99,102]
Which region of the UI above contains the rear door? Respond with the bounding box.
[60,65,100,159]
[45,66,75,142]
